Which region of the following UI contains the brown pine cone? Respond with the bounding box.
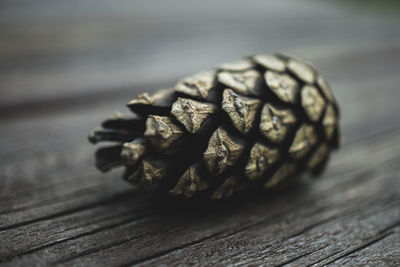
[88,54,340,200]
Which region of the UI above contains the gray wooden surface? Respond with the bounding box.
[0,0,399,266]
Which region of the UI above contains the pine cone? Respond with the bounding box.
[88,54,340,200]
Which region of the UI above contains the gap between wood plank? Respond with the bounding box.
[321,229,397,266]
[1,216,149,263]
[278,200,400,267]
[0,190,134,232]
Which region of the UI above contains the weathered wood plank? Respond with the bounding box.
[1,1,400,265]
[1,124,399,265]
[324,228,399,266]
[57,132,400,266]
[1,51,400,264]
[138,198,398,266]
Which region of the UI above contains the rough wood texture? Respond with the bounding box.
[0,1,399,266]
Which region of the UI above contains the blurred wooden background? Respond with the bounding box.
[0,0,399,266]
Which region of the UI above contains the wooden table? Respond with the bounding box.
[1,1,399,266]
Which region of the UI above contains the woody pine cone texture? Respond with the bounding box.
[88,54,341,200]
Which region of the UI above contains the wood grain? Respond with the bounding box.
[1,0,400,266]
